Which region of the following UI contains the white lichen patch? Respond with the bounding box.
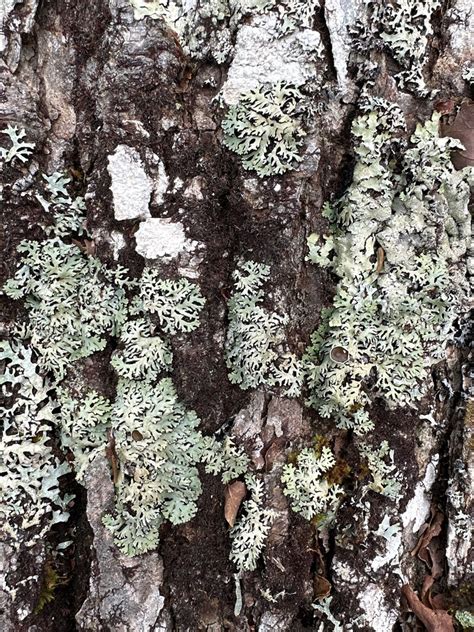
[134,218,200,261]
[370,516,402,573]
[222,13,322,105]
[145,149,169,205]
[183,176,204,200]
[110,230,126,260]
[107,145,152,221]
[357,583,398,632]
[0,0,20,53]
[401,454,439,533]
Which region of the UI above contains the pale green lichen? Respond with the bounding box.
[103,377,209,555]
[36,172,87,238]
[268,0,319,35]
[229,474,274,571]
[0,125,35,165]
[462,66,474,84]
[355,0,442,95]
[3,238,130,380]
[281,445,343,521]
[0,341,72,549]
[455,610,474,630]
[222,82,306,177]
[129,1,318,64]
[131,268,205,334]
[202,436,250,484]
[225,259,302,396]
[102,379,250,555]
[313,596,343,632]
[304,97,472,434]
[57,389,111,482]
[359,441,402,501]
[110,316,173,381]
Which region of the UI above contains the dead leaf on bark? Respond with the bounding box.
[440,100,474,169]
[314,574,331,599]
[411,507,443,557]
[402,584,454,632]
[72,239,96,256]
[412,507,444,578]
[224,481,246,528]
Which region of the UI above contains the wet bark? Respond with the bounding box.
[0,1,472,630]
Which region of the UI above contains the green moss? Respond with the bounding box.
[34,563,63,614]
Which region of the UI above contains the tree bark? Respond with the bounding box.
[0,1,472,631]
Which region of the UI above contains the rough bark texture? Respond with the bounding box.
[0,1,472,631]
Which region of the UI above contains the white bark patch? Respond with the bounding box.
[324,0,365,97]
[134,218,198,261]
[183,176,204,201]
[145,148,169,205]
[110,230,126,260]
[401,454,439,533]
[107,145,152,221]
[357,584,398,632]
[0,1,20,53]
[222,14,322,105]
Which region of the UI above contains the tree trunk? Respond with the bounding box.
[1,1,472,631]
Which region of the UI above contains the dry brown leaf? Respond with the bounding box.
[314,574,331,599]
[72,239,96,256]
[375,246,385,273]
[412,508,445,587]
[224,481,246,527]
[402,584,454,632]
[421,576,449,612]
[412,508,443,560]
[105,430,120,485]
[440,100,474,169]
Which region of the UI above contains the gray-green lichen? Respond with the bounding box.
[0,341,71,549]
[102,376,210,555]
[0,125,35,165]
[225,259,303,396]
[304,96,472,434]
[3,238,130,380]
[221,82,306,177]
[359,441,402,501]
[1,141,248,559]
[129,0,319,64]
[130,268,206,334]
[281,445,343,521]
[229,474,274,571]
[356,0,442,95]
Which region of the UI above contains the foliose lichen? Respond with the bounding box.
[3,237,130,380]
[229,474,275,571]
[0,341,72,549]
[221,82,306,177]
[355,0,442,95]
[359,441,402,501]
[304,96,472,434]
[1,139,249,559]
[281,445,343,521]
[129,0,319,64]
[130,268,206,334]
[225,259,302,396]
[0,125,35,165]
